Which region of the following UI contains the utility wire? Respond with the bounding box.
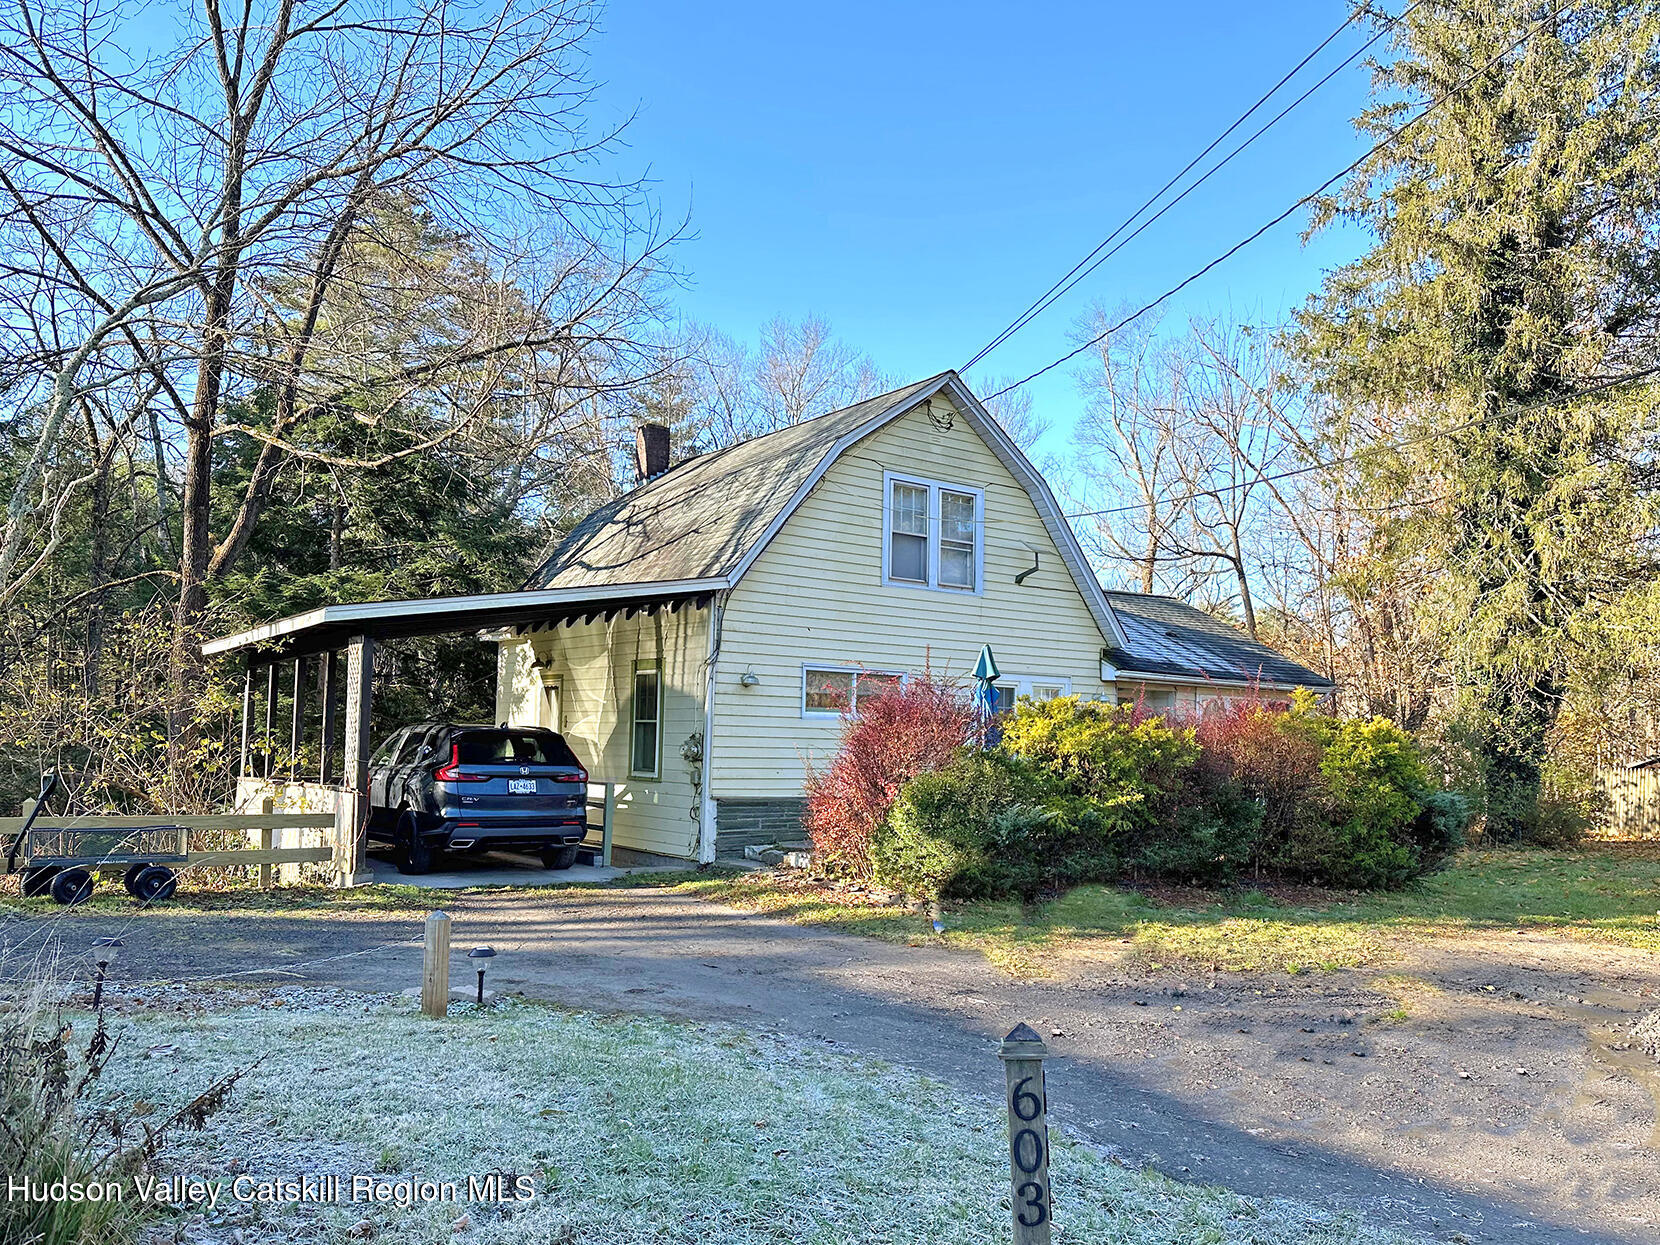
[987,0,1581,402]
[1061,363,1660,521]
[962,2,1418,373]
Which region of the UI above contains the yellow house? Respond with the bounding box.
[204,371,1330,874]
[492,372,1331,861]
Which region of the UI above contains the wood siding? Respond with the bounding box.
[711,396,1112,797]
[1591,766,1660,840]
[496,605,709,860]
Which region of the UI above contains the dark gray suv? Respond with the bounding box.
[367,722,589,874]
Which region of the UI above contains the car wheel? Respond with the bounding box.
[397,813,433,875]
[21,867,59,898]
[540,844,579,871]
[130,865,178,903]
[49,867,95,906]
[122,863,153,896]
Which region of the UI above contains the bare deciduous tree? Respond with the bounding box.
[641,315,889,453]
[0,0,675,691]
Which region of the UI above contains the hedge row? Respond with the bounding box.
[806,682,1468,901]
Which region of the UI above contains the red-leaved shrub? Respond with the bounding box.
[803,671,978,878]
[1187,692,1323,860]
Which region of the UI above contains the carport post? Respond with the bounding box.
[289,656,306,778]
[239,664,253,779]
[319,650,339,784]
[336,633,375,887]
[263,663,278,777]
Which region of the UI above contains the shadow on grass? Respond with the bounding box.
[662,847,1660,974]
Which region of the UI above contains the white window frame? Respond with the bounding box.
[801,663,909,719]
[630,658,661,779]
[881,471,985,595]
[992,673,1073,713]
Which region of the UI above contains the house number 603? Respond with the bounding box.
[998,1025,1054,1244]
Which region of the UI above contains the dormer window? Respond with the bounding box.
[883,472,983,593]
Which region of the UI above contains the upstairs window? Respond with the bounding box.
[889,482,929,582]
[883,473,983,593]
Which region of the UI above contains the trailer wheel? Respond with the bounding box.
[130,865,178,904]
[49,867,95,906]
[20,866,58,898]
[122,863,152,897]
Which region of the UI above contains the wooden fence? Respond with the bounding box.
[1591,767,1660,840]
[0,810,339,882]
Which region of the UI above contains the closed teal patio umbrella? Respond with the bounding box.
[972,644,1001,721]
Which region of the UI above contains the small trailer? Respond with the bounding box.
[4,775,185,905]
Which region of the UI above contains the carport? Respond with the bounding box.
[202,577,725,885]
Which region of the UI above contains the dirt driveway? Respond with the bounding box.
[10,885,1658,1244]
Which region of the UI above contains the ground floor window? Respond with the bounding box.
[1119,684,1176,712]
[992,675,1071,713]
[802,665,905,717]
[631,659,660,777]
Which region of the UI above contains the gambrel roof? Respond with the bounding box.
[527,371,1134,651]
[527,375,947,591]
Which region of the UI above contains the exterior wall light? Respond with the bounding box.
[467,945,497,1006]
[738,668,760,687]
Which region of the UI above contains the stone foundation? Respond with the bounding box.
[714,797,808,855]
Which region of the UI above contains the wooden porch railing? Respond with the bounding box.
[584,781,617,867]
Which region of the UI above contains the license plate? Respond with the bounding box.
[508,778,536,794]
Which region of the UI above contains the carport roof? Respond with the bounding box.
[200,577,724,660]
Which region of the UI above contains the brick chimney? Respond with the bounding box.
[635,422,670,481]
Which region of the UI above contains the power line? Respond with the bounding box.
[961,2,1419,373]
[1061,364,1660,522]
[986,0,1581,403]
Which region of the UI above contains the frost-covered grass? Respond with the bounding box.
[95,991,1417,1245]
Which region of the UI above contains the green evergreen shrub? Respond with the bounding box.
[872,750,1056,900]
[1292,717,1441,888]
[999,697,1198,819]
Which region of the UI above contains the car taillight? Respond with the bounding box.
[552,768,587,784]
[433,745,487,783]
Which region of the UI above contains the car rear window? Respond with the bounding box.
[453,730,581,768]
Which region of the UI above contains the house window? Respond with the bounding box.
[993,676,1072,713]
[803,666,906,717]
[631,659,660,777]
[1119,685,1175,712]
[883,473,983,593]
[939,490,977,589]
[889,482,929,583]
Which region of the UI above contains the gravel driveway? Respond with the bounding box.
[9,885,1658,1245]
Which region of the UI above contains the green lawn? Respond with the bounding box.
[670,847,1660,975]
[85,993,1415,1244]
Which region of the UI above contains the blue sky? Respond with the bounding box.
[590,0,1381,446]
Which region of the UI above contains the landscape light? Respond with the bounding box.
[91,937,123,1010]
[467,945,497,1006]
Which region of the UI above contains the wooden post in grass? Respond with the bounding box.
[256,796,275,890]
[999,1022,1053,1245]
[421,911,451,1018]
